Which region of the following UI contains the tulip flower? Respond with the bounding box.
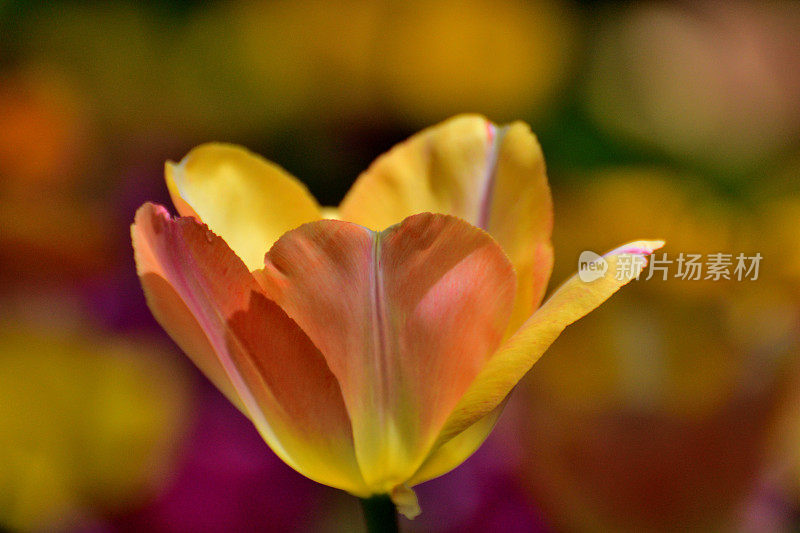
[132,115,662,524]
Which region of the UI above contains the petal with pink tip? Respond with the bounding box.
[131,203,367,495]
[255,213,516,491]
[431,240,665,448]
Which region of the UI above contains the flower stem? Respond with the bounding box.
[359,494,399,533]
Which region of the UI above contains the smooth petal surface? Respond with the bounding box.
[485,122,553,332]
[131,203,367,495]
[339,114,553,333]
[431,240,665,448]
[255,213,516,493]
[166,143,321,270]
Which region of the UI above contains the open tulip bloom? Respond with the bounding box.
[132,115,662,526]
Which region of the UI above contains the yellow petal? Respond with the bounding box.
[486,122,553,331]
[166,143,321,270]
[339,114,553,333]
[433,240,665,448]
[339,115,496,228]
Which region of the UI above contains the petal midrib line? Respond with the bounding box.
[476,123,508,230]
[369,231,392,433]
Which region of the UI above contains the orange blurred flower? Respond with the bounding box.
[0,67,89,191]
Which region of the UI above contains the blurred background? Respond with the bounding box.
[1,0,799,531]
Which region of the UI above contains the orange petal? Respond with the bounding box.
[255,213,516,490]
[339,114,553,334]
[432,240,665,448]
[131,203,367,495]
